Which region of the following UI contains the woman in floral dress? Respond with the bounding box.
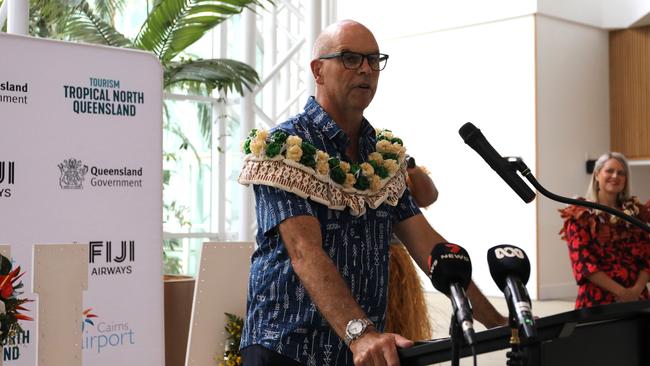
[559,152,650,309]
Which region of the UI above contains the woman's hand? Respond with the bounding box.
[615,286,644,302]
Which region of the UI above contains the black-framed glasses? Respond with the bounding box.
[319,51,389,71]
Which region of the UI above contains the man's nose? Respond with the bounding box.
[357,57,372,73]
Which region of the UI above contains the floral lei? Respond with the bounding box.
[238,128,408,216]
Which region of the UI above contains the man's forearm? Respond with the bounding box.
[466,281,506,328]
[279,215,368,340]
[290,246,368,339]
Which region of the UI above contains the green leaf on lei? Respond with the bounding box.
[382,152,398,161]
[272,130,288,144]
[328,157,340,168]
[350,164,361,176]
[330,166,346,184]
[266,142,281,158]
[354,175,369,190]
[300,154,316,168]
[243,139,251,154]
[301,141,317,156]
[375,165,388,179]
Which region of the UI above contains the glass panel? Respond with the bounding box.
[163,99,213,234]
[163,237,211,276]
[223,104,242,236]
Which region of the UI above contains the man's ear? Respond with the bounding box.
[310,59,324,85]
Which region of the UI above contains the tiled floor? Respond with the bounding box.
[419,292,575,366]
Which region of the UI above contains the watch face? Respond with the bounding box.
[348,320,364,335]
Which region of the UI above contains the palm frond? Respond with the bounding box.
[64,1,133,47]
[28,0,82,38]
[134,0,266,62]
[164,58,259,95]
[92,0,127,23]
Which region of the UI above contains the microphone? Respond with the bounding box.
[459,122,536,203]
[428,243,476,346]
[487,245,537,341]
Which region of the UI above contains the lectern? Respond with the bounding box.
[399,300,650,366]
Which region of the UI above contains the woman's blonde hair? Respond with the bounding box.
[585,152,631,205]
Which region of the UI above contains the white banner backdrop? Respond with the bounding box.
[0,33,163,365]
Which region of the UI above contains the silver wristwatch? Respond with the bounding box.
[344,318,374,346]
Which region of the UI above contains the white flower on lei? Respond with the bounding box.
[316,150,330,163]
[368,152,383,163]
[255,129,269,142]
[360,162,375,177]
[316,161,329,175]
[286,144,303,161]
[286,135,302,146]
[344,173,356,188]
[339,161,351,173]
[384,159,399,175]
[250,139,266,156]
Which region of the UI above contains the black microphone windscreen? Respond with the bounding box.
[487,244,531,290]
[458,122,536,203]
[428,243,472,295]
[459,122,479,143]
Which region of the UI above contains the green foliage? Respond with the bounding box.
[162,239,183,275]
[64,1,133,47]
[218,313,243,366]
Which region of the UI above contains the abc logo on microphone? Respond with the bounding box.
[494,246,525,260]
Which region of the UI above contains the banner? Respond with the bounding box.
[0,33,163,365]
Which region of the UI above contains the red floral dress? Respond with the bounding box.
[559,197,650,309]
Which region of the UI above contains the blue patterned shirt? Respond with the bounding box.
[241,97,421,365]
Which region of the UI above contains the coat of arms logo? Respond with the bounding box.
[58,158,89,189]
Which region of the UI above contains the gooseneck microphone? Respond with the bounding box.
[459,122,536,203]
[428,243,476,346]
[487,245,537,341]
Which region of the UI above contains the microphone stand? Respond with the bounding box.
[449,314,461,366]
[506,157,650,233]
[506,324,523,366]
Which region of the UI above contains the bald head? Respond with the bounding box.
[312,20,378,59]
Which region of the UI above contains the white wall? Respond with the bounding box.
[630,166,650,202]
[338,0,536,40]
[339,2,539,297]
[535,15,610,299]
[538,0,650,29]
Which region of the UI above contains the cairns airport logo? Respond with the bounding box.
[89,240,135,276]
[58,158,143,189]
[0,161,15,198]
[82,308,136,353]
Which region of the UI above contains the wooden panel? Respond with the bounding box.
[185,242,253,366]
[610,27,650,159]
[32,244,88,366]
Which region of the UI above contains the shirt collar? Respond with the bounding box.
[304,96,377,147]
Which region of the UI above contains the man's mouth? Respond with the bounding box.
[356,83,371,90]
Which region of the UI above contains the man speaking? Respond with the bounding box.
[238,20,506,366]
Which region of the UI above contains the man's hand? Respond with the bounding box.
[350,331,413,366]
